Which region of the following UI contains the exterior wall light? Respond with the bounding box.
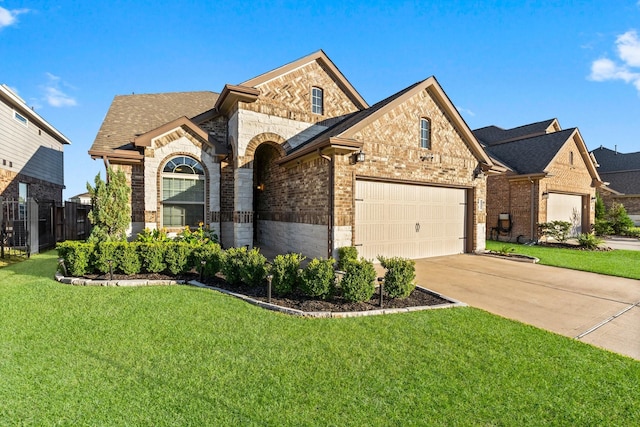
[354,151,366,163]
[256,183,265,191]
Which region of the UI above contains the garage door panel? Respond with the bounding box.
[547,193,582,236]
[356,181,466,260]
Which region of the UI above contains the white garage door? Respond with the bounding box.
[355,180,467,260]
[547,193,583,235]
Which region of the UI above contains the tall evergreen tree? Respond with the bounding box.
[87,168,131,242]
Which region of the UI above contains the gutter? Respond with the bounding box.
[318,148,334,259]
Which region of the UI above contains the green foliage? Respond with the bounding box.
[538,220,572,242]
[300,257,335,299]
[164,242,193,275]
[595,193,606,220]
[378,256,416,299]
[496,245,515,255]
[336,246,358,271]
[136,228,169,243]
[191,243,223,278]
[625,227,640,238]
[175,223,219,245]
[271,253,305,295]
[93,242,118,274]
[593,218,614,236]
[56,241,94,276]
[138,243,167,273]
[222,247,267,286]
[606,202,634,235]
[87,168,131,242]
[113,242,141,275]
[577,233,603,250]
[340,258,376,303]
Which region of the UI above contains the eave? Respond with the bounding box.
[88,148,144,164]
[277,136,363,167]
[133,116,209,148]
[214,84,260,116]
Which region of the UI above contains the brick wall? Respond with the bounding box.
[0,168,63,203]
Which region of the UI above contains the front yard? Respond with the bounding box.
[1,251,639,425]
[486,240,640,279]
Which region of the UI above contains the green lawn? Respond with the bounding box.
[1,252,639,425]
[486,240,640,279]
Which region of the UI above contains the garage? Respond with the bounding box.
[355,180,467,260]
[547,193,583,235]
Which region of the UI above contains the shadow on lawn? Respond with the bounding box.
[0,250,59,281]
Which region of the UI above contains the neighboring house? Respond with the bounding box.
[474,119,602,241]
[0,84,70,205]
[69,192,92,205]
[590,146,640,226]
[89,50,494,260]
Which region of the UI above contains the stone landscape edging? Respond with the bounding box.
[54,272,466,318]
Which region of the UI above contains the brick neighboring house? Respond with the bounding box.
[590,146,640,226]
[474,119,602,242]
[0,84,70,204]
[89,50,494,260]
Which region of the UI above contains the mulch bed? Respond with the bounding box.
[81,272,451,313]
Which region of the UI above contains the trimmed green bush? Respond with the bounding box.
[301,257,335,299]
[191,243,223,278]
[271,253,305,295]
[625,227,640,238]
[378,256,416,299]
[341,258,376,303]
[578,233,603,250]
[113,242,141,275]
[222,247,267,286]
[138,242,167,273]
[607,202,634,235]
[93,242,118,274]
[336,246,358,271]
[56,241,94,276]
[164,242,192,275]
[538,221,572,242]
[594,218,614,236]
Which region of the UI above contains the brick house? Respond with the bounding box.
[89,50,494,259]
[0,84,70,204]
[590,146,640,226]
[474,119,602,242]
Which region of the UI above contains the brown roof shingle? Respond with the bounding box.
[90,91,218,153]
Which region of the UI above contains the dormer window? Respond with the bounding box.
[311,87,323,115]
[420,118,431,149]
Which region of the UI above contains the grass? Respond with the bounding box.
[486,240,640,279]
[1,252,640,425]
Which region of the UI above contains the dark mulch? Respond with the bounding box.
[79,272,451,313]
[536,242,613,251]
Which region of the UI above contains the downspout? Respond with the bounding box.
[530,178,535,241]
[318,149,334,259]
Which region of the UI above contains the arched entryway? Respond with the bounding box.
[252,143,285,246]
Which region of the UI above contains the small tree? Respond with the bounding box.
[87,168,131,242]
[606,202,634,235]
[595,193,606,220]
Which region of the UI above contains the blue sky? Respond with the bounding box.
[2,0,640,199]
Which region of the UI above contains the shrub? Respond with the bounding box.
[138,242,167,273]
[606,202,634,235]
[301,257,335,299]
[191,243,223,278]
[336,246,358,271]
[378,256,416,299]
[595,193,606,220]
[175,223,219,245]
[593,218,614,236]
[86,167,130,242]
[222,247,267,286]
[93,242,118,274]
[538,221,572,242]
[136,228,169,243]
[271,253,305,295]
[625,227,640,238]
[340,258,376,303]
[164,242,193,275]
[113,242,141,275]
[578,233,603,250]
[56,241,94,276]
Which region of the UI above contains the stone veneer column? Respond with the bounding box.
[233,167,253,247]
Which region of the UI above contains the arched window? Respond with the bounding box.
[161,156,205,227]
[420,118,431,149]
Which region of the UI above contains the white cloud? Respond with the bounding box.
[41,73,77,107]
[0,6,29,29]
[589,29,640,94]
[456,106,476,117]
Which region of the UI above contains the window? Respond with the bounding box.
[311,87,323,115]
[420,118,431,149]
[569,151,574,166]
[14,110,28,126]
[161,156,205,227]
[18,182,28,219]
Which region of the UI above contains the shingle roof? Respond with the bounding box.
[90,91,218,153]
[599,170,640,194]
[287,80,424,154]
[474,119,557,146]
[479,128,576,174]
[590,146,640,172]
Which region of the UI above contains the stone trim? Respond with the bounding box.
[234,211,253,223]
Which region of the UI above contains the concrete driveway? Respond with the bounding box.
[604,236,640,251]
[416,255,640,360]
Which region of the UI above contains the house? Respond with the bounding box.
[0,84,70,204]
[590,146,640,226]
[89,50,494,260]
[473,119,602,241]
[69,192,92,205]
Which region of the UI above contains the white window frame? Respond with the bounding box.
[13,110,28,127]
[420,118,431,149]
[160,156,205,228]
[311,87,324,115]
